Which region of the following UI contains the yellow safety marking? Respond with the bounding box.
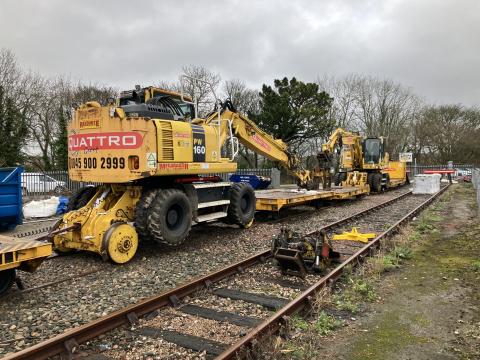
[332,227,376,243]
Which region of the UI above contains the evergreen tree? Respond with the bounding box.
[253,77,335,146]
[53,104,68,170]
[0,86,28,166]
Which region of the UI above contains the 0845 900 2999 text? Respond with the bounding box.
[68,156,126,170]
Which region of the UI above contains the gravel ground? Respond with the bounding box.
[0,186,414,356]
[79,259,318,359]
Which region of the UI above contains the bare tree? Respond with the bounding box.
[179,65,221,117]
[413,105,480,164]
[318,74,359,129]
[222,79,260,115]
[319,74,422,156]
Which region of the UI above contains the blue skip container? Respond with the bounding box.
[0,167,23,229]
[229,174,271,190]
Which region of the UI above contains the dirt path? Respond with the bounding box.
[314,184,480,360]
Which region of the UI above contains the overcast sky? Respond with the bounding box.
[1,0,479,106]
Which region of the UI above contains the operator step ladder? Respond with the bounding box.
[193,182,231,224]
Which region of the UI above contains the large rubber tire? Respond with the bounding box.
[134,188,158,241]
[147,189,192,246]
[0,269,15,296]
[367,173,374,189]
[370,173,382,193]
[67,186,97,211]
[227,183,256,228]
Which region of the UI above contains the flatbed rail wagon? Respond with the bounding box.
[255,184,370,212]
[0,235,52,295]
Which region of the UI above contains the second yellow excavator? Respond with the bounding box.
[319,128,408,192]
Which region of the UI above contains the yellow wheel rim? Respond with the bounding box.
[106,223,138,264]
[242,218,254,229]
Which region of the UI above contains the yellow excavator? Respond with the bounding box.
[319,128,408,192]
[54,77,321,263]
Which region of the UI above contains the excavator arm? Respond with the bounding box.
[320,127,363,172]
[201,102,314,188]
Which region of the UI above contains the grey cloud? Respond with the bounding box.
[0,0,478,105]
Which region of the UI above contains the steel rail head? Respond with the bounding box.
[215,184,449,360]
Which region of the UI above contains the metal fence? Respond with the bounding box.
[21,171,98,201]
[473,168,480,214]
[408,164,475,177]
[21,168,281,201]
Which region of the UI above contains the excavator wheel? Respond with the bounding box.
[334,173,347,186]
[0,269,15,296]
[147,189,192,246]
[367,173,373,189]
[227,183,256,228]
[370,173,382,192]
[134,188,158,241]
[67,186,97,212]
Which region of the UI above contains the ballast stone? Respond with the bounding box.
[413,174,441,194]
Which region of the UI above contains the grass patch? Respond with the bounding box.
[313,311,342,335]
[471,260,480,272]
[392,245,413,260]
[334,295,359,313]
[350,311,429,360]
[352,279,376,301]
[291,312,342,336]
[382,254,399,270]
[278,339,319,359]
[416,217,435,233]
[409,230,422,242]
[291,315,309,331]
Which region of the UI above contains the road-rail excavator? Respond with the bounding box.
[319,128,408,192]
[54,77,325,263]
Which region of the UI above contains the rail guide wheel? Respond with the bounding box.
[103,223,138,264]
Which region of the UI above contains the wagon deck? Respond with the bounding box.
[0,235,52,272]
[255,185,370,211]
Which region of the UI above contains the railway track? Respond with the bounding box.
[7,189,413,297]
[2,185,448,360]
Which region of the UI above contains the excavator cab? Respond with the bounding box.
[118,86,195,121]
[362,137,385,165]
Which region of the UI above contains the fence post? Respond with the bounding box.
[270,168,281,188]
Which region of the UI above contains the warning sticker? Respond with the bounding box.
[146,152,157,168]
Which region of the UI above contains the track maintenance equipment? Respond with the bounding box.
[272,227,340,278]
[332,227,376,243]
[0,236,52,295]
[54,77,326,263]
[319,128,408,192]
[272,226,377,277]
